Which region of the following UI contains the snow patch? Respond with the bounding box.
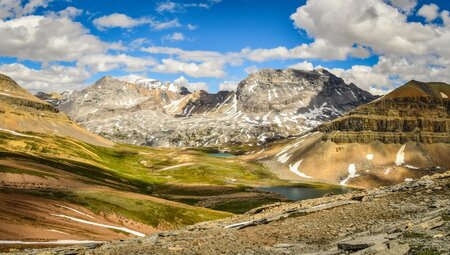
[56,204,95,219]
[51,214,145,237]
[441,92,448,99]
[289,159,312,179]
[366,154,374,160]
[340,164,359,185]
[395,145,406,166]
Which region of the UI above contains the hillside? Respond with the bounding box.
[15,171,450,255]
[249,81,450,188]
[0,74,112,147]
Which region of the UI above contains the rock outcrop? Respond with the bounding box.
[58,69,376,147]
[317,80,450,144]
[255,81,450,188]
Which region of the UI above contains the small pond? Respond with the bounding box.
[258,185,354,201]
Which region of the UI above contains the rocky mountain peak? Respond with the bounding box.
[236,68,376,116]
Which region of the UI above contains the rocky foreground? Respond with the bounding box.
[9,172,450,255]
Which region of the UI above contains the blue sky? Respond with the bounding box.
[0,0,449,94]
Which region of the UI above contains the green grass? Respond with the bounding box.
[0,164,55,178]
[0,131,283,189]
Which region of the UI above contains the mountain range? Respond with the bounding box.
[53,69,376,148]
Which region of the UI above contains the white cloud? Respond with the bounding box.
[55,6,83,19]
[116,74,148,83]
[244,65,258,74]
[219,81,238,91]
[151,18,181,30]
[78,54,156,72]
[93,13,150,29]
[288,60,314,71]
[290,0,448,58]
[0,63,89,92]
[0,15,113,62]
[329,55,450,95]
[417,4,439,22]
[156,1,179,13]
[0,0,53,19]
[174,76,208,91]
[442,10,450,27]
[288,0,450,91]
[386,0,417,14]
[93,13,180,30]
[152,58,225,78]
[130,38,151,49]
[163,32,185,41]
[156,0,221,13]
[187,24,197,30]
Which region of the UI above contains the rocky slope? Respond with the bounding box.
[0,74,112,147]
[58,69,376,147]
[251,81,450,188]
[13,171,450,255]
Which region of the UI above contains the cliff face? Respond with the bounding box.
[255,81,450,188]
[317,81,450,143]
[58,69,375,147]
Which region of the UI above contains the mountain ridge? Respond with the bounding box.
[57,68,376,147]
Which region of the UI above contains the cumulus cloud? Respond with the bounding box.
[442,10,450,27]
[152,58,225,78]
[163,32,185,41]
[219,81,238,91]
[289,0,450,92]
[288,61,314,71]
[78,54,156,72]
[174,76,208,91]
[0,0,53,19]
[0,15,115,62]
[0,63,90,92]
[386,0,417,14]
[93,13,180,30]
[417,4,439,22]
[142,47,244,78]
[116,74,148,83]
[54,6,83,19]
[93,13,149,29]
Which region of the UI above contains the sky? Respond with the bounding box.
[0,0,449,94]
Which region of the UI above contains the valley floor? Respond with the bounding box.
[8,171,450,255]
